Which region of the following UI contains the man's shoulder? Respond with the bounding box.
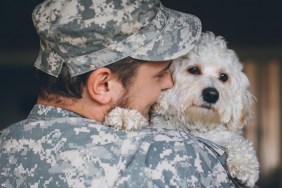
[0,117,236,188]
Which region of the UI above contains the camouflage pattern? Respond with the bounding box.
[0,105,238,187]
[32,0,201,77]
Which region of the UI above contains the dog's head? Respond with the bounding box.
[153,32,254,132]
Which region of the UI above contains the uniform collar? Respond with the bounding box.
[27,104,82,121]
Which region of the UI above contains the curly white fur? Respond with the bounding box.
[104,107,148,131]
[105,32,260,187]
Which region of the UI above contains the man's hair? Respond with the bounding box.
[37,57,144,100]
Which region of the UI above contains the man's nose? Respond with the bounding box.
[161,71,174,90]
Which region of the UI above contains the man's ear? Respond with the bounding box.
[86,68,113,105]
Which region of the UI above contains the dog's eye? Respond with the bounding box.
[219,73,228,82]
[188,67,201,75]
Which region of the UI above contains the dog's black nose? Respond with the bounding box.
[202,87,219,104]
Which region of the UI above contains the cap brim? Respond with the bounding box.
[130,7,201,61]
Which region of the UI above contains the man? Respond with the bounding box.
[0,0,238,187]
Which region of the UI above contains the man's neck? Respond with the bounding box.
[37,95,106,123]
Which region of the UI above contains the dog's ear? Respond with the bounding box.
[238,73,255,129]
[227,71,254,131]
[152,91,170,116]
[152,60,181,118]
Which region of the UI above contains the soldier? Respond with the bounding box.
[0,0,238,187]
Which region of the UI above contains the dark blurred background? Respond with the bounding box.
[0,0,282,187]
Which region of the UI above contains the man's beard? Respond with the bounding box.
[107,87,150,120]
[107,86,132,115]
[115,90,132,110]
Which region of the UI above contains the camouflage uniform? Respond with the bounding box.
[0,105,238,187]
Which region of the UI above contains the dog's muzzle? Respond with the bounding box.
[202,87,219,104]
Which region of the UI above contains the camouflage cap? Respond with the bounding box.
[32,0,201,77]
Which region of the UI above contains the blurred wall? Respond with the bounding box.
[240,50,282,188]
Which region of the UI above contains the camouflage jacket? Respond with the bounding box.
[0,104,237,188]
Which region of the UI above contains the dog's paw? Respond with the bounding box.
[104,107,148,131]
[227,157,259,187]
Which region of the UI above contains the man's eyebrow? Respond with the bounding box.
[154,61,172,77]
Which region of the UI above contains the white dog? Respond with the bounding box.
[104,32,260,187]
